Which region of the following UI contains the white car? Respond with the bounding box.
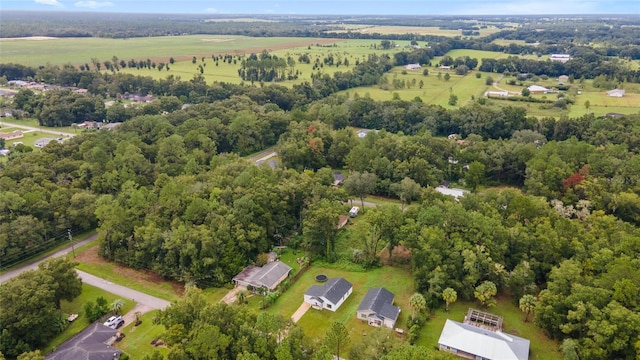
[103,315,124,329]
[349,206,360,217]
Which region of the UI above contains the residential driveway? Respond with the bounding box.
[291,302,311,323]
[220,285,247,304]
[121,303,154,326]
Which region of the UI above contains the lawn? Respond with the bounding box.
[117,310,168,358]
[417,297,562,360]
[43,283,135,354]
[75,246,182,303]
[257,263,414,350]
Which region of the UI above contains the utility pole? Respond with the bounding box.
[68,228,75,258]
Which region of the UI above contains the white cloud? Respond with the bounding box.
[74,1,113,8]
[35,0,63,6]
[204,7,218,13]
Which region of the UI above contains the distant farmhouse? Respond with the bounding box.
[405,63,422,70]
[356,287,401,329]
[0,130,24,141]
[304,277,353,312]
[485,90,509,98]
[550,54,571,63]
[527,85,550,94]
[607,89,625,98]
[435,186,469,200]
[558,75,569,84]
[232,261,292,291]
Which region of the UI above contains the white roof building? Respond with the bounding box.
[435,186,469,200]
[438,319,530,360]
[606,89,625,98]
[527,85,550,94]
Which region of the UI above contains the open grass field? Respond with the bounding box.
[43,283,135,354]
[111,38,410,87]
[340,67,488,108]
[75,244,183,302]
[0,35,340,67]
[417,297,562,360]
[331,25,502,37]
[117,310,168,358]
[491,39,530,46]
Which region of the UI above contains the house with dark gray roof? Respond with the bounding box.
[356,287,401,329]
[304,277,353,312]
[45,322,121,360]
[232,261,292,291]
[438,319,530,360]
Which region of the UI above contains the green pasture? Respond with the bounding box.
[43,283,135,354]
[417,297,562,360]
[491,39,529,46]
[334,25,501,37]
[340,67,488,108]
[0,35,334,67]
[109,39,409,87]
[117,310,168,358]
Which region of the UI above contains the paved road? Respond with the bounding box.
[78,270,170,310]
[0,233,170,311]
[0,235,97,284]
[245,146,277,165]
[0,120,76,138]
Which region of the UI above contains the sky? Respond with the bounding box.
[0,0,639,15]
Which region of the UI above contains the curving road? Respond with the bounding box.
[0,120,76,138]
[0,234,170,310]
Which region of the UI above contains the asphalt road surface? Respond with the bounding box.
[0,234,170,310]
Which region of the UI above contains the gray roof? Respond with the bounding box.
[438,319,530,360]
[46,322,121,360]
[233,261,292,290]
[305,277,352,305]
[357,287,400,321]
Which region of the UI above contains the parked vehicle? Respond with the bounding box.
[103,315,124,329]
[349,206,360,217]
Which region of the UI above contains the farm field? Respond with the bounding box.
[329,25,502,37]
[340,67,489,108]
[110,39,412,87]
[0,35,341,67]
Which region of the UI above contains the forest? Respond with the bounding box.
[1,15,640,360]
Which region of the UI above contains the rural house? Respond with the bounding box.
[405,63,422,70]
[304,277,353,311]
[438,309,530,360]
[550,54,571,63]
[527,85,550,94]
[558,75,569,83]
[232,261,292,291]
[356,287,401,329]
[607,89,625,97]
[0,130,24,141]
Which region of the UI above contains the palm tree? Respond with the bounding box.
[409,293,426,318]
[237,290,247,305]
[442,288,458,312]
[111,299,125,315]
[519,294,537,322]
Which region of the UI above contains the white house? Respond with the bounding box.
[527,85,549,94]
[405,63,421,70]
[438,319,530,360]
[232,261,292,291]
[304,277,353,312]
[485,90,509,97]
[550,54,571,63]
[607,89,625,98]
[356,287,401,329]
